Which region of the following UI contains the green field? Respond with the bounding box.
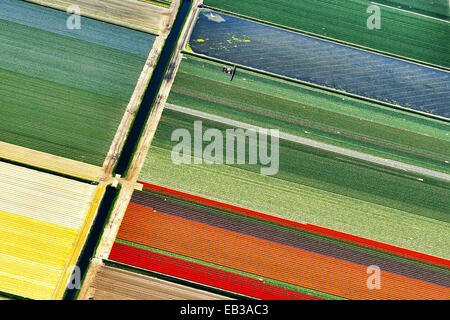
[0,13,154,165]
[140,108,450,259]
[375,0,450,19]
[204,0,449,68]
[170,56,450,174]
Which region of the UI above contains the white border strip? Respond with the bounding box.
[371,2,450,23]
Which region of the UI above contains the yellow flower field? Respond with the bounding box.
[0,161,105,299]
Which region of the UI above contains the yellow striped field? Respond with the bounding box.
[0,161,105,299]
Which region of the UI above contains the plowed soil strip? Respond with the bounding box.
[89,265,230,300]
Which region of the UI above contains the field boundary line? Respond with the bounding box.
[52,184,106,299]
[0,141,103,182]
[138,181,450,268]
[202,5,450,72]
[102,0,181,176]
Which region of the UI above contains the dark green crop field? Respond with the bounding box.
[204,0,449,68]
[169,56,450,174]
[0,2,155,165]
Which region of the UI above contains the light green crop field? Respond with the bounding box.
[0,14,154,165]
[204,0,449,68]
[169,56,450,174]
[140,108,450,259]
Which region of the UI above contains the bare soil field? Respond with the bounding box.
[83,264,230,300]
[25,0,172,34]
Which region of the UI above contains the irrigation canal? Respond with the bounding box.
[64,0,193,299]
[114,0,193,175]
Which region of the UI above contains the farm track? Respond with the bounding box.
[102,35,167,177]
[0,141,104,182]
[79,0,198,299]
[171,86,448,164]
[94,0,186,260]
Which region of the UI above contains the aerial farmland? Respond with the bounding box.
[0,0,449,307]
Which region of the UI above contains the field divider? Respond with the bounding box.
[52,184,106,299]
[102,0,182,176]
[0,141,103,182]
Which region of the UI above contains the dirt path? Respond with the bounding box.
[0,141,105,182]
